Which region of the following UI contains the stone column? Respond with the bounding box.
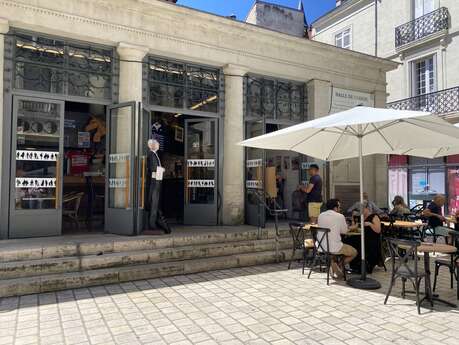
[114,43,148,207]
[222,64,248,225]
[0,18,9,208]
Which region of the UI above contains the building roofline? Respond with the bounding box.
[147,0,398,71]
[244,0,305,23]
[312,0,368,27]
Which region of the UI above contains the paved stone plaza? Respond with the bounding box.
[1,263,458,345]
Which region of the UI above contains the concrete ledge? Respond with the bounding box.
[0,249,300,298]
[0,238,292,279]
[0,227,290,262]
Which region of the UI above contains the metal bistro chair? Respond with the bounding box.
[62,192,84,230]
[308,227,347,285]
[384,238,425,314]
[433,229,459,292]
[287,222,314,273]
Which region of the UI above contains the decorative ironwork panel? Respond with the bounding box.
[13,33,114,100]
[68,44,112,74]
[395,7,449,48]
[387,86,459,115]
[246,76,306,122]
[147,57,220,113]
[246,78,262,118]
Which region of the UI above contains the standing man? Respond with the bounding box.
[304,164,323,224]
[146,139,171,234]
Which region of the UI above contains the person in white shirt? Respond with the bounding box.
[317,198,358,278]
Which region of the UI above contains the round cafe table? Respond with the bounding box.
[416,243,457,308]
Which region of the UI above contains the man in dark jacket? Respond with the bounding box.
[146,139,171,234]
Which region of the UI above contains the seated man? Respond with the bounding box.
[423,194,446,227]
[318,199,358,278]
[347,192,384,216]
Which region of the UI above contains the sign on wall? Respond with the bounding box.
[330,87,374,113]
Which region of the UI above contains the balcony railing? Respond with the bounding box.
[395,7,449,48]
[387,87,459,115]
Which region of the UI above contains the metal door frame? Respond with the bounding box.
[9,95,65,238]
[104,101,137,235]
[183,117,218,225]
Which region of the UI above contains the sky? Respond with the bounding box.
[177,0,336,24]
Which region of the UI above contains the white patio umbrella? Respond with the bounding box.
[240,106,459,289]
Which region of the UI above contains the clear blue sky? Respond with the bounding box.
[177,0,336,23]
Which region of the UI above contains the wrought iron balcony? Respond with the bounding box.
[387,87,459,116]
[395,7,449,48]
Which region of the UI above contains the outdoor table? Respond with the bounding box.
[382,221,424,239]
[381,220,424,229]
[410,243,457,308]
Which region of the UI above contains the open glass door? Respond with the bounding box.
[135,105,150,234]
[245,121,265,227]
[105,102,136,235]
[10,96,64,238]
[184,118,218,225]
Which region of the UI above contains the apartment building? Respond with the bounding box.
[312,0,459,212]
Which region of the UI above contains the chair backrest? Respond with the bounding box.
[288,222,306,250]
[310,226,331,254]
[74,192,84,214]
[385,237,420,277]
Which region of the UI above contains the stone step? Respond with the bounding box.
[0,249,299,298]
[0,238,292,279]
[0,228,291,263]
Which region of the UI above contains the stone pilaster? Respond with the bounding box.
[222,64,248,225]
[0,18,9,209]
[306,79,332,119]
[117,42,149,102]
[114,43,148,207]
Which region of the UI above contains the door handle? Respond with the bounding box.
[141,156,145,209]
[55,156,60,209]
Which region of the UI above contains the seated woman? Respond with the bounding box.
[344,202,382,274]
[390,195,410,219]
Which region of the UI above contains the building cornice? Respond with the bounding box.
[313,0,373,29]
[1,0,397,84]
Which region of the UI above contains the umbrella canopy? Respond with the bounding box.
[240,106,459,161]
[240,106,459,289]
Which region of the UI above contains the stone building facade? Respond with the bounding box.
[312,0,459,211]
[0,0,396,239]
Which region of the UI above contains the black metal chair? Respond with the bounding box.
[433,229,459,291]
[287,222,313,273]
[307,227,346,285]
[384,238,425,314]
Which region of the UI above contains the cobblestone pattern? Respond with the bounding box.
[0,263,458,345]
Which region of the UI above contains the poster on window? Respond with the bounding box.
[388,168,408,208]
[78,132,90,148]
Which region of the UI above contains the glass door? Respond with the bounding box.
[184,118,218,225]
[10,96,64,238]
[245,121,265,227]
[105,102,136,235]
[136,106,151,233]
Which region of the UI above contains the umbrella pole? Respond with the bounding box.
[347,134,381,290]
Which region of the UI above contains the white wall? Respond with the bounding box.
[313,0,459,103]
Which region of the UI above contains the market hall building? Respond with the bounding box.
[0,0,397,240]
